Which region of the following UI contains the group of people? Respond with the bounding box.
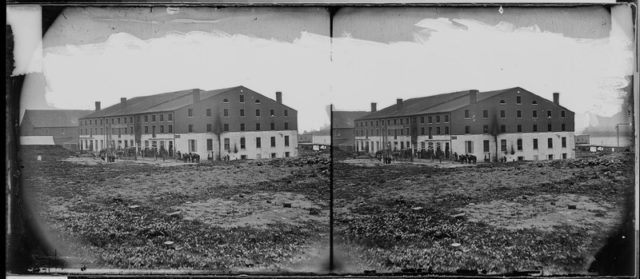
[175,151,201,163]
[453,152,478,164]
[99,149,117,162]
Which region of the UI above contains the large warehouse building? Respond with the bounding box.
[20,109,93,150]
[78,86,298,160]
[354,87,575,161]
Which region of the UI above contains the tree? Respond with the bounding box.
[490,110,500,162]
[212,109,223,161]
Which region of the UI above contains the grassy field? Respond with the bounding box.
[20,146,330,272]
[17,145,634,274]
[332,153,634,275]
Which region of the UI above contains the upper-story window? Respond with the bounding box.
[436,115,440,123]
[547,110,552,118]
[517,110,522,118]
[428,116,432,123]
[239,95,245,103]
[256,109,261,117]
[483,110,488,118]
[500,110,506,118]
[270,109,275,117]
[532,110,538,118]
[561,110,566,118]
[516,96,522,104]
[206,109,211,117]
[499,99,506,104]
[532,100,538,105]
[223,98,229,103]
[168,113,172,121]
[444,115,449,122]
[152,115,156,122]
[464,110,470,118]
[240,109,245,117]
[255,99,261,104]
[284,109,288,117]
[188,109,193,117]
[224,109,229,117]
[420,117,424,123]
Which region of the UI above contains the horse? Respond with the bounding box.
[467,154,477,164]
[459,154,467,164]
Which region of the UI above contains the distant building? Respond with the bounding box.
[78,86,298,160]
[20,109,93,150]
[311,130,331,146]
[354,87,575,161]
[332,110,369,151]
[298,133,313,144]
[575,135,590,145]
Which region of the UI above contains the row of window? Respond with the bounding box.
[357,126,452,137]
[499,95,538,105]
[465,109,566,119]
[356,122,568,137]
[481,137,568,153]
[221,136,290,151]
[81,113,174,126]
[467,123,567,134]
[82,121,294,135]
[358,117,411,127]
[191,108,290,118]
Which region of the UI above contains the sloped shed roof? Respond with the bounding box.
[22,109,92,127]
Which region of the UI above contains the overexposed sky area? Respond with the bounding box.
[8,6,635,133]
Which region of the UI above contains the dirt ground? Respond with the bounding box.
[20,146,330,272]
[333,153,634,275]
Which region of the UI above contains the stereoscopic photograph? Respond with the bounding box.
[5,2,638,277]
[330,6,636,275]
[9,6,332,273]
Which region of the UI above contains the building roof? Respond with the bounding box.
[418,88,511,114]
[332,111,369,129]
[357,89,472,120]
[356,87,572,120]
[81,86,241,119]
[22,109,93,127]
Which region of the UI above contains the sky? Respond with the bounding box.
[8,5,635,133]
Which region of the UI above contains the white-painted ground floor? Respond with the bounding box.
[355,132,575,161]
[79,130,299,160]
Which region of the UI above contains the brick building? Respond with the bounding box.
[20,109,93,150]
[332,110,369,152]
[78,86,298,160]
[354,87,575,161]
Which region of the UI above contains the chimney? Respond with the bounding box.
[120,97,127,104]
[276,91,282,104]
[553,92,559,105]
[371,102,377,112]
[95,101,101,111]
[192,89,200,103]
[396,98,403,109]
[469,89,479,104]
